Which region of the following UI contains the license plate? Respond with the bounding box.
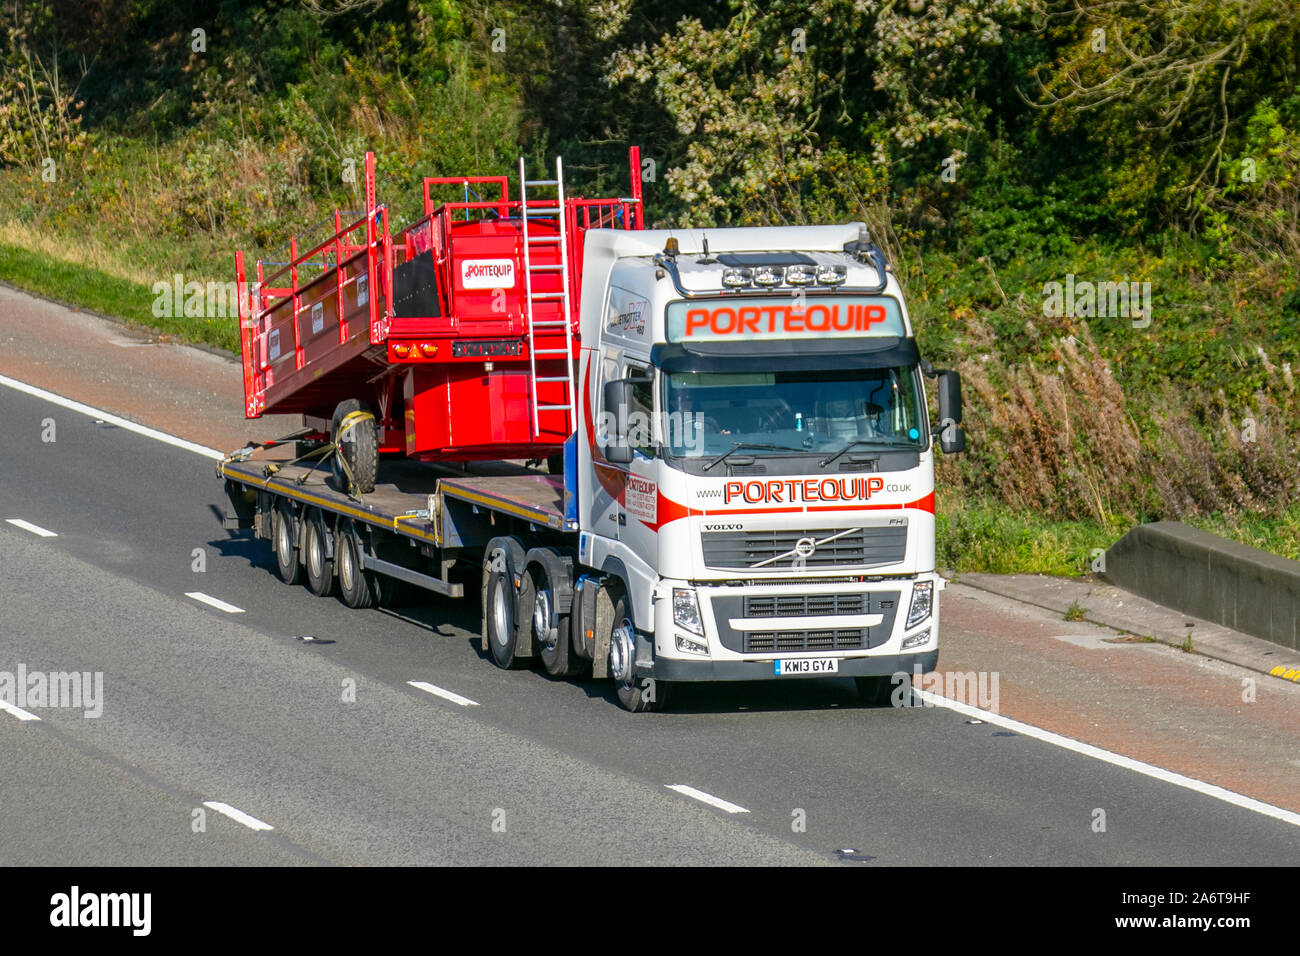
[773,658,839,675]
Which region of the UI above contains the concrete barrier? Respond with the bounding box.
[1103,521,1300,651]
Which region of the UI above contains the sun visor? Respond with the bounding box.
[650,337,920,373]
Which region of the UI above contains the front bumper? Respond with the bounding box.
[648,574,942,681]
[648,649,939,682]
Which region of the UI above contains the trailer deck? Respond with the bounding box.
[219,448,574,553]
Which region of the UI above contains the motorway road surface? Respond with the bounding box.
[1,377,1298,865]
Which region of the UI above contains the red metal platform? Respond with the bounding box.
[234,149,643,461]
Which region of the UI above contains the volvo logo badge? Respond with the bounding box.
[794,537,817,558]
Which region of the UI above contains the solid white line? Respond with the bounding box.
[913,688,1300,829]
[202,801,274,832]
[0,699,41,722]
[5,518,57,537]
[0,373,223,460]
[185,591,245,614]
[666,784,750,815]
[407,680,480,707]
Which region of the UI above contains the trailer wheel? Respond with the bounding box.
[336,521,379,609]
[483,543,528,669]
[272,505,302,585]
[304,510,336,597]
[611,593,672,713]
[331,399,378,495]
[524,562,584,678]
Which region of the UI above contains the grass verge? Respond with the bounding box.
[0,242,238,353]
[938,499,1300,575]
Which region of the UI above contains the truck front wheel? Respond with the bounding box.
[611,594,672,713]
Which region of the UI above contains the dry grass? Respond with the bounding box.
[940,322,1300,523]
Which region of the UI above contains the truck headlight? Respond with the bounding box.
[673,588,704,636]
[906,581,933,628]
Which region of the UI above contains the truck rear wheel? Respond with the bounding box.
[483,542,528,669]
[611,593,672,713]
[304,510,336,597]
[336,521,380,609]
[331,399,378,495]
[273,504,302,585]
[525,561,584,678]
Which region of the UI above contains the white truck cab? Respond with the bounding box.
[574,224,965,704]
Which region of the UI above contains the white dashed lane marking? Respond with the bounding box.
[202,801,274,832]
[407,681,480,708]
[666,784,750,814]
[184,592,245,614]
[5,518,57,537]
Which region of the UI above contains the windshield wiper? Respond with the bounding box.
[702,442,802,472]
[818,438,912,468]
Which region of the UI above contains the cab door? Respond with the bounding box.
[589,348,625,542]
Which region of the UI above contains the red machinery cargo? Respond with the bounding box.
[234,149,643,472]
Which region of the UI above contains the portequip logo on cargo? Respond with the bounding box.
[461,259,516,289]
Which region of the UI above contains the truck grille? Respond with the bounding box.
[743,629,866,653]
[711,590,901,655]
[701,525,907,571]
[743,593,896,617]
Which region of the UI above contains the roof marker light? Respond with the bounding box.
[785,265,816,286]
[816,265,848,286]
[721,267,752,289]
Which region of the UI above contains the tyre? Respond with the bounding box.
[336,521,380,609]
[525,561,584,678]
[482,544,527,669]
[304,510,336,597]
[610,592,671,712]
[331,399,378,495]
[272,505,302,585]
[855,675,901,707]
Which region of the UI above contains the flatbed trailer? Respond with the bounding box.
[219,441,576,602]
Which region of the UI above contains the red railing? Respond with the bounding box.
[234,148,646,418]
[423,176,511,219]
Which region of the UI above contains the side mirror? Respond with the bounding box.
[605,443,634,465]
[602,378,635,464]
[937,370,966,454]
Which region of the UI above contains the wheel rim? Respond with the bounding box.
[609,620,635,684]
[277,513,292,561]
[308,524,323,578]
[339,537,355,592]
[532,586,553,650]
[491,575,513,647]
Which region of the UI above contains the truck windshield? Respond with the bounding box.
[663,367,926,459]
